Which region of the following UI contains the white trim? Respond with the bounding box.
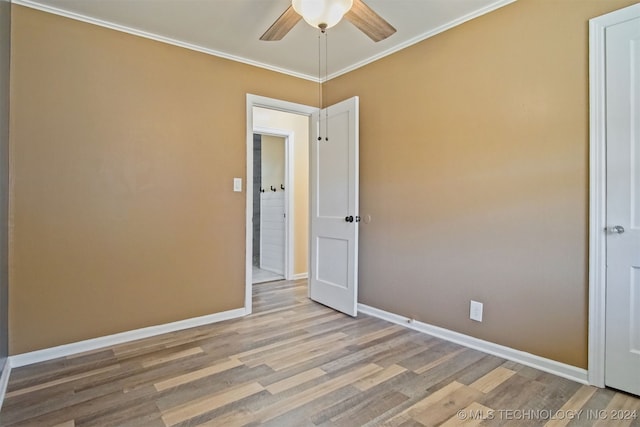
[245,95,316,315]
[9,308,246,368]
[328,0,518,80]
[358,303,589,385]
[291,273,308,280]
[253,126,295,281]
[12,0,317,82]
[15,0,517,83]
[0,360,11,411]
[588,2,640,389]
[588,11,607,389]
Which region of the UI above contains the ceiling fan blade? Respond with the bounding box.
[344,0,396,42]
[260,6,302,41]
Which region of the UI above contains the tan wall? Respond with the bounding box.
[11,0,635,365]
[325,0,638,368]
[9,5,316,354]
[260,135,285,192]
[253,108,309,276]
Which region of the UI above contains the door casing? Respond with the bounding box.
[245,94,316,314]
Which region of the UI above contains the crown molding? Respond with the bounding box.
[12,0,319,82]
[13,0,517,83]
[329,0,518,79]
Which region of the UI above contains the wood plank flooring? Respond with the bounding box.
[1,279,639,426]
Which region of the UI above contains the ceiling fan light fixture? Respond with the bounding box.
[292,0,353,30]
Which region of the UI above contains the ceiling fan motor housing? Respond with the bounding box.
[292,0,354,30]
[260,0,395,42]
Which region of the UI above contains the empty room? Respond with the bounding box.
[0,0,639,425]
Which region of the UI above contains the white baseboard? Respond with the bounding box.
[358,303,589,385]
[10,307,247,368]
[291,273,308,280]
[0,359,11,411]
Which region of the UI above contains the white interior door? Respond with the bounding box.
[309,96,359,316]
[604,12,640,396]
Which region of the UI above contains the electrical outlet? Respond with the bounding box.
[470,300,483,322]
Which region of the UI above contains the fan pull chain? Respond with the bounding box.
[324,29,329,142]
[317,30,322,142]
[317,29,330,142]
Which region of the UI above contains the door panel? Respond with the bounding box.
[317,110,350,218]
[317,237,350,289]
[605,14,640,396]
[309,97,359,316]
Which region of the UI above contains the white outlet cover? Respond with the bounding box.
[470,300,483,322]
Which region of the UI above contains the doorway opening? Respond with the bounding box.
[245,95,316,313]
[252,132,287,284]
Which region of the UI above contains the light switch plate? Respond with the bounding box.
[233,178,242,192]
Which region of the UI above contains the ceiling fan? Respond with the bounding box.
[260,0,396,42]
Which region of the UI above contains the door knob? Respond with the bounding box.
[607,225,625,234]
[345,216,354,223]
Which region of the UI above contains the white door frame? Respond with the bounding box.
[245,94,316,314]
[588,2,640,388]
[254,126,294,279]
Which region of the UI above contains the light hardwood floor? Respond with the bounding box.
[252,266,284,284]
[1,279,639,426]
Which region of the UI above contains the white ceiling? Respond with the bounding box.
[14,0,516,81]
